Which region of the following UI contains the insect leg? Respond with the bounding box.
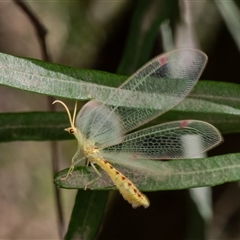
[61,149,85,180]
[84,162,101,190]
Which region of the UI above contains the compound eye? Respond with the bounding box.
[69,128,74,134]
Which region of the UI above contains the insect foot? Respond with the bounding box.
[60,166,74,181]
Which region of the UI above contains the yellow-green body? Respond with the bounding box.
[78,130,150,208]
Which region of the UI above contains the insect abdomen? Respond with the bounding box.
[97,159,150,208]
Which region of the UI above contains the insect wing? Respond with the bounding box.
[75,100,124,148]
[92,49,208,137]
[101,120,223,162]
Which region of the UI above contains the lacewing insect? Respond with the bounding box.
[54,49,222,208]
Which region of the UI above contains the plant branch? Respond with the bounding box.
[13,0,64,238]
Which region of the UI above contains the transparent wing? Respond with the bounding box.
[91,49,208,137]
[101,120,223,162]
[75,100,124,148]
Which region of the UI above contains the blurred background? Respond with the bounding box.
[0,1,240,239]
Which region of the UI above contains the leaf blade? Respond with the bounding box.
[54,153,240,191]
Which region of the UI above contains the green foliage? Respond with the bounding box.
[1,44,240,240]
[1,0,240,239]
[54,153,240,191]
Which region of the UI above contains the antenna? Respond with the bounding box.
[52,100,76,128]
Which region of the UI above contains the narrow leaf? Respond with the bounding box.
[54,153,240,191]
[64,190,108,240]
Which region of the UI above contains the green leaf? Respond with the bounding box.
[156,80,240,134]
[117,0,179,74]
[0,52,125,100]
[215,0,240,51]
[0,52,239,135]
[0,112,71,142]
[54,153,240,191]
[0,53,240,135]
[0,80,239,143]
[64,190,108,240]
